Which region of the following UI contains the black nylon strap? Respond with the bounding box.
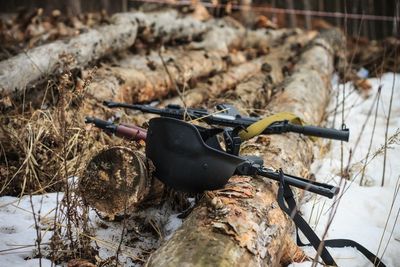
[276,170,386,267]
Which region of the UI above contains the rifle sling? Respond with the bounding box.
[276,170,386,267]
[239,112,303,140]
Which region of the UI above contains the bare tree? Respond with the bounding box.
[66,0,81,17]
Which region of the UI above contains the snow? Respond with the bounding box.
[0,73,399,266]
[0,193,63,267]
[89,202,182,266]
[291,73,400,267]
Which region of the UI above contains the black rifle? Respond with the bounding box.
[104,101,349,142]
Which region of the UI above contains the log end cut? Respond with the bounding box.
[79,146,150,220]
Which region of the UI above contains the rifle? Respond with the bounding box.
[85,117,147,141]
[84,113,384,267]
[145,117,385,267]
[86,116,338,198]
[104,101,349,142]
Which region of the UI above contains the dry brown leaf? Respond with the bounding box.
[67,259,96,267]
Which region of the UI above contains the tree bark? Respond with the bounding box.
[161,56,263,107]
[0,10,207,95]
[162,30,316,108]
[86,23,295,104]
[66,0,82,17]
[86,48,242,103]
[145,29,342,267]
[228,31,315,113]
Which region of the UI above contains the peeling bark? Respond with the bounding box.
[164,30,316,108]
[226,30,318,114]
[86,19,295,103]
[86,48,240,103]
[145,30,342,267]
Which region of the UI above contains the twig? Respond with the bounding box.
[59,72,74,253]
[381,64,397,187]
[50,190,60,267]
[345,86,381,176]
[115,175,129,265]
[29,194,42,267]
[325,129,400,215]
[158,48,190,120]
[312,3,350,265]
[360,86,382,185]
[375,175,400,263]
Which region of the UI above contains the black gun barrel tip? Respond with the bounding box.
[84,117,94,124]
[331,186,340,197]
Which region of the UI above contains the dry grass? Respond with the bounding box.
[0,6,398,266]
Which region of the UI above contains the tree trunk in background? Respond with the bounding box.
[335,1,342,28]
[286,0,296,28]
[145,29,343,267]
[101,0,110,12]
[122,0,128,12]
[66,0,82,17]
[303,0,312,30]
[240,0,252,28]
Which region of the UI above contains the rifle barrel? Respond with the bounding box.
[258,168,339,198]
[85,117,147,141]
[85,117,116,132]
[285,123,349,142]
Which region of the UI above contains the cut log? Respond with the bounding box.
[86,48,242,103]
[160,57,263,107]
[86,19,295,103]
[0,10,207,95]
[221,30,318,115]
[145,29,343,267]
[79,146,150,220]
[163,30,316,108]
[109,30,308,126]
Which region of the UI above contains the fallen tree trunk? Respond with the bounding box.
[0,10,207,95]
[116,30,309,126]
[160,56,264,107]
[145,29,343,267]
[86,48,243,103]
[86,20,294,103]
[163,30,316,108]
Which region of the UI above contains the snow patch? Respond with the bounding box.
[292,73,400,267]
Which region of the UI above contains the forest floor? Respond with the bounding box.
[1,73,399,267]
[0,5,399,267]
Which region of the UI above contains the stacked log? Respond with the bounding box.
[163,30,317,109]
[146,29,343,267]
[0,6,345,266]
[0,10,207,94]
[86,20,295,103]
